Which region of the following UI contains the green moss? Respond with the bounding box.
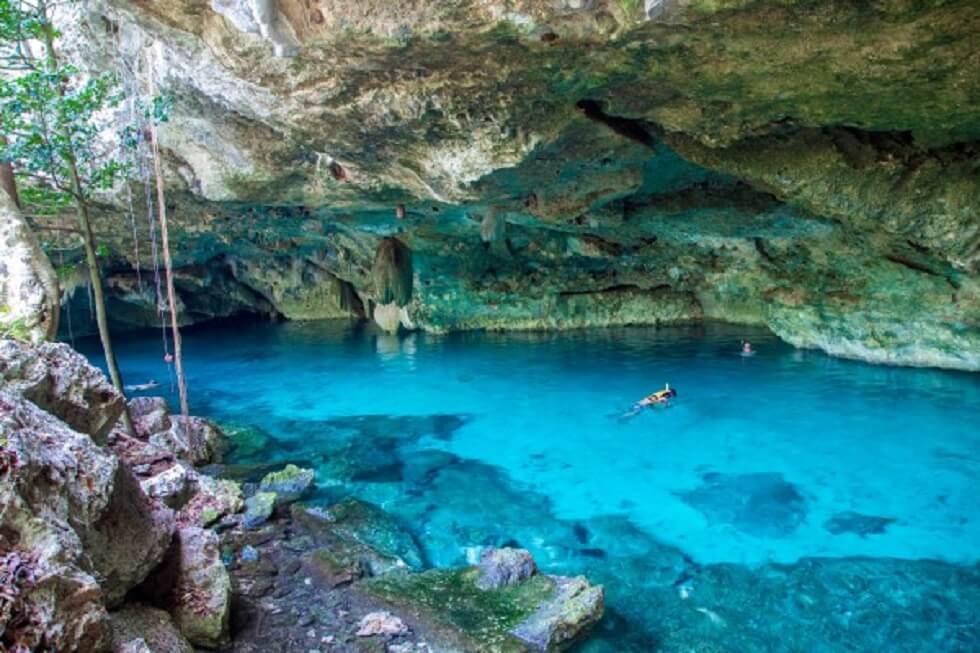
[200,506,220,526]
[0,306,33,342]
[362,568,556,650]
[616,0,643,19]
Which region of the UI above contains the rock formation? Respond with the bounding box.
[0,340,174,649]
[31,0,978,369]
[0,338,242,650]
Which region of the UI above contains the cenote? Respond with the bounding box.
[4,0,980,650]
[78,320,980,651]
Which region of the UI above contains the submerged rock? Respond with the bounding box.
[292,501,417,577]
[258,463,315,504]
[823,511,896,538]
[322,498,425,571]
[218,421,273,460]
[678,472,808,538]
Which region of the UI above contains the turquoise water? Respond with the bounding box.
[79,320,980,651]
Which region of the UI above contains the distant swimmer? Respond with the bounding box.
[622,383,678,418]
[741,340,756,357]
[125,380,160,392]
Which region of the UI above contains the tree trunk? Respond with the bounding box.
[0,136,22,209]
[40,17,134,435]
[0,190,61,342]
[145,47,190,425]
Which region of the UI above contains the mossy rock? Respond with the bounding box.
[259,464,315,504]
[361,567,557,652]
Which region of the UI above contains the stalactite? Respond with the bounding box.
[372,237,413,307]
[480,207,506,243]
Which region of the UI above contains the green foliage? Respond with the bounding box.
[0,0,128,208]
[0,0,171,213]
[617,0,644,18]
[0,305,33,341]
[16,183,71,215]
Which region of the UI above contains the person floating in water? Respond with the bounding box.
[125,379,160,392]
[741,340,755,357]
[622,383,677,418]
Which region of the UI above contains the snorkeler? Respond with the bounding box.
[622,383,678,418]
[125,379,160,392]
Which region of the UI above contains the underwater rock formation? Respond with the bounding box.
[33,0,980,367]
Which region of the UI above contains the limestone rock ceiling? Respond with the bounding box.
[42,0,980,369]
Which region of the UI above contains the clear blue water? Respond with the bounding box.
[78,320,980,651]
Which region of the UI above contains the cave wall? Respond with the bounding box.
[36,0,980,370]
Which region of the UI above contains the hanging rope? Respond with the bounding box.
[140,127,172,376]
[126,95,143,293]
[145,46,190,426]
[60,250,75,348]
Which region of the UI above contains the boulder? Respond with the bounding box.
[321,498,424,571]
[0,388,174,649]
[83,465,176,606]
[107,431,177,479]
[242,491,276,528]
[258,463,315,504]
[510,576,604,651]
[167,527,232,649]
[477,547,538,590]
[149,416,226,466]
[218,421,272,459]
[177,472,243,527]
[0,339,124,442]
[141,463,191,508]
[109,603,193,653]
[0,545,109,652]
[128,396,171,438]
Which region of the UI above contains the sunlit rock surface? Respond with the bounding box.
[36,0,980,368]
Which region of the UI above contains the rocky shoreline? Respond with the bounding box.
[0,338,602,651]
